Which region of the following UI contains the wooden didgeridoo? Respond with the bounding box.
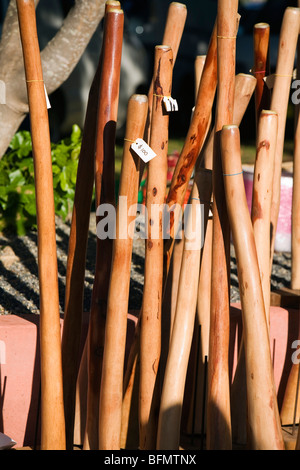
[63,1,122,450]
[206,0,238,451]
[83,7,124,451]
[98,94,148,450]
[157,168,212,450]
[231,111,278,447]
[139,45,173,451]
[144,2,187,146]
[184,73,257,437]
[251,110,278,325]
[16,0,65,449]
[163,19,218,283]
[253,23,271,129]
[221,125,284,450]
[269,7,300,265]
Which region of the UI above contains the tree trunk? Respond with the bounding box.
[0,0,106,157]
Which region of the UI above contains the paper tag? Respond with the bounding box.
[263,74,275,90]
[131,138,157,163]
[44,84,51,109]
[163,96,178,112]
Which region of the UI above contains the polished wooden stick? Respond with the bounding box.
[253,23,271,129]
[83,7,124,451]
[163,19,218,282]
[251,110,278,324]
[157,168,212,450]
[270,7,300,263]
[16,0,65,450]
[206,0,238,450]
[144,2,187,145]
[62,0,121,449]
[221,125,284,450]
[139,45,173,450]
[98,94,148,450]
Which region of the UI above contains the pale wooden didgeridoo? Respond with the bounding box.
[64,0,122,449]
[163,19,218,282]
[98,94,148,450]
[269,7,300,264]
[230,111,278,447]
[194,55,207,101]
[144,2,187,145]
[16,0,65,450]
[251,110,278,325]
[157,168,212,450]
[253,23,271,129]
[83,8,124,451]
[139,45,173,451]
[206,0,238,451]
[221,125,284,450]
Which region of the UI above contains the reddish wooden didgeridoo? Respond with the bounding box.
[221,125,284,450]
[206,0,239,450]
[63,0,122,449]
[83,7,124,451]
[16,0,66,450]
[253,23,271,129]
[98,94,148,450]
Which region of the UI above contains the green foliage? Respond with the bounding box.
[0,124,82,235]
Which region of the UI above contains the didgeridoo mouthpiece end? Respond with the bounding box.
[106,0,121,5]
[170,2,187,9]
[260,109,278,116]
[254,22,270,29]
[131,94,148,104]
[222,124,239,131]
[155,45,172,51]
[106,8,123,14]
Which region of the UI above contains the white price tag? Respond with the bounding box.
[44,84,51,109]
[163,96,178,112]
[131,138,157,163]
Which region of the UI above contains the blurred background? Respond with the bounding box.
[0,0,298,144]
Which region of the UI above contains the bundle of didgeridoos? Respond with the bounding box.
[206,0,239,451]
[157,168,212,450]
[269,7,300,264]
[183,72,257,438]
[65,0,122,449]
[16,0,66,450]
[253,23,271,129]
[221,125,284,450]
[98,94,148,450]
[139,45,173,451]
[83,7,124,451]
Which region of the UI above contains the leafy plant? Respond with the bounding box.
[0,124,82,235]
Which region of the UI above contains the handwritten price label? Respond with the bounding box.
[131,138,157,163]
[163,96,178,112]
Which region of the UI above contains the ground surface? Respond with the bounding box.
[0,213,292,316]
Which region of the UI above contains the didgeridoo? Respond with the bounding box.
[63,0,121,449]
[206,0,238,450]
[157,168,212,450]
[16,0,65,449]
[98,94,148,450]
[163,19,218,282]
[221,125,284,450]
[230,111,278,446]
[269,7,300,264]
[144,2,187,145]
[253,23,271,129]
[194,55,207,102]
[83,7,124,451]
[139,45,173,450]
[251,110,278,324]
